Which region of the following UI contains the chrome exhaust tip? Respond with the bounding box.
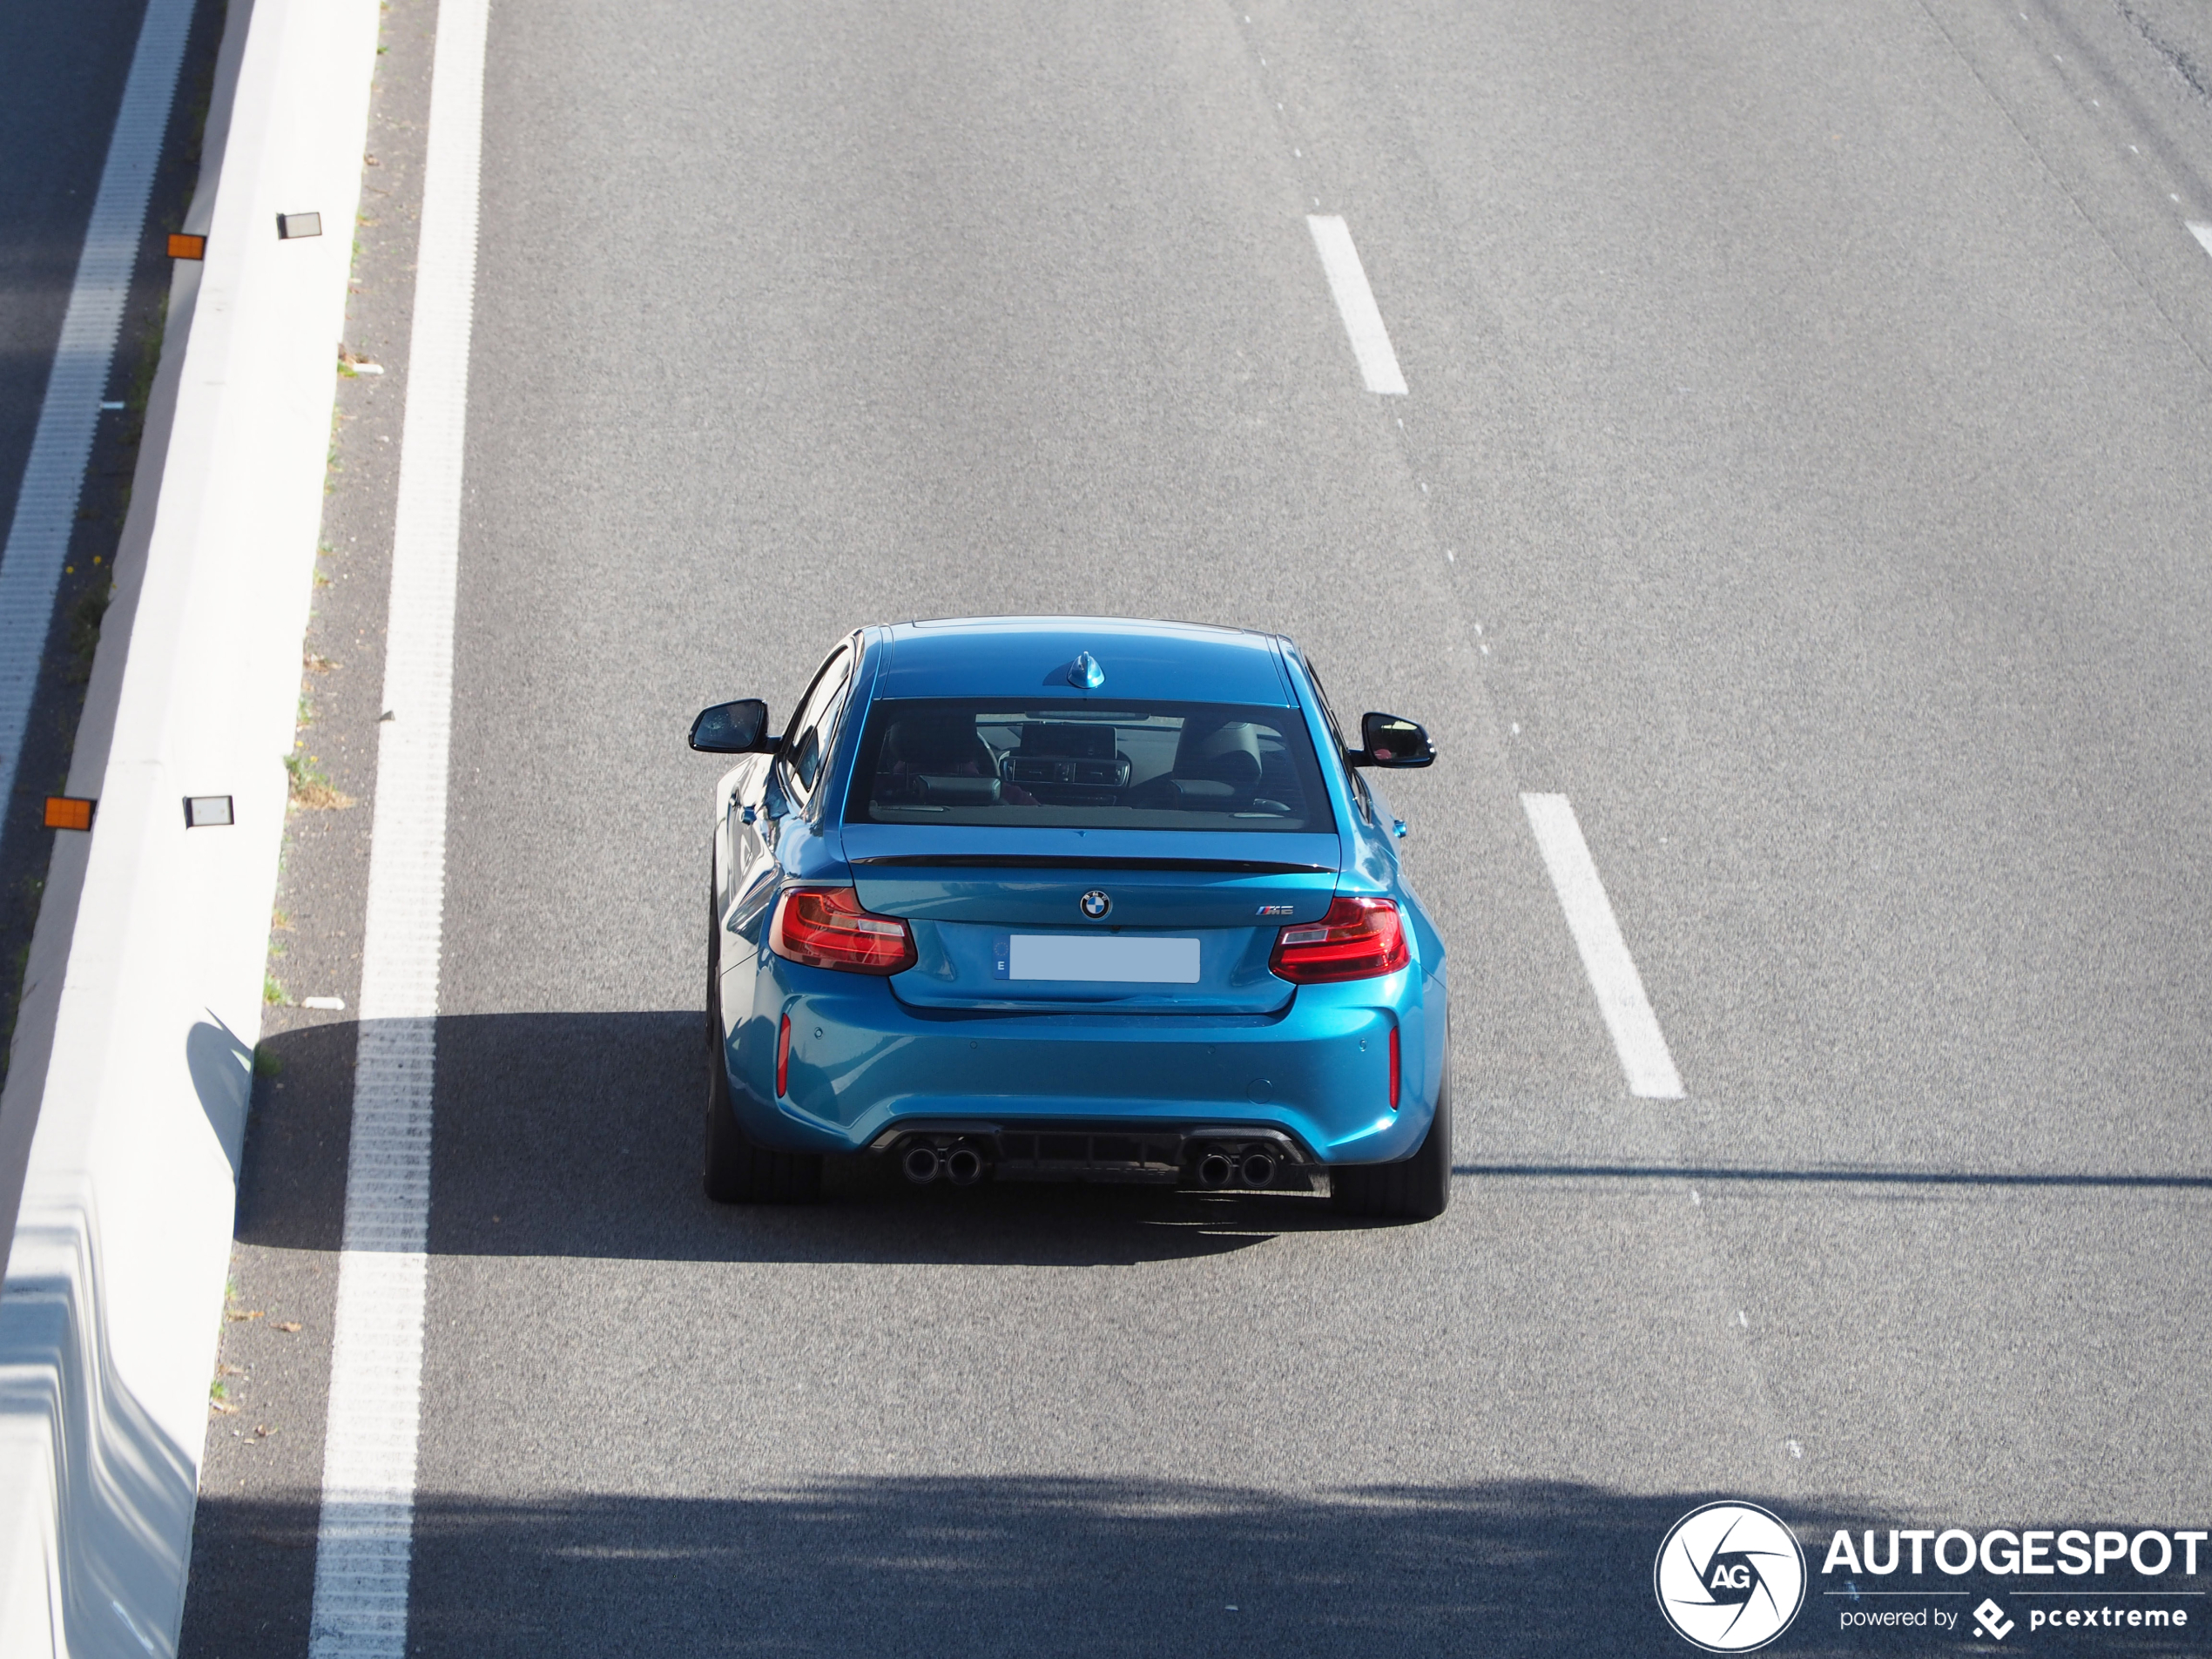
[1238,1151,1277,1189]
[1196,1150,1235,1189]
[901,1144,943,1185]
[943,1145,986,1186]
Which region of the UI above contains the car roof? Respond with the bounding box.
[868,617,1296,706]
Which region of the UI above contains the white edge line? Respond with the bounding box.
[305,0,487,1653]
[2188,221,2212,260]
[1521,792,1685,1100]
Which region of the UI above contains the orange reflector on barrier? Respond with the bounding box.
[167,232,206,260]
[44,797,94,832]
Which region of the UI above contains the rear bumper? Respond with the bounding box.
[718,956,1442,1163]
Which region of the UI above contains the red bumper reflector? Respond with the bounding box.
[776,1014,792,1097]
[771,887,917,974]
[1269,896,1409,983]
[1388,1025,1401,1109]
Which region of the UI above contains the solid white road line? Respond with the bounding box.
[1521,793,1685,1099]
[1305,214,1408,395]
[305,0,488,1653]
[2188,222,2212,260]
[0,0,193,818]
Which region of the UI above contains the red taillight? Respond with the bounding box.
[1388,1024,1400,1109]
[770,887,917,975]
[777,1013,792,1096]
[1269,897,1410,983]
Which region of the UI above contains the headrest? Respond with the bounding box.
[1176,720,1263,791]
[884,715,985,768]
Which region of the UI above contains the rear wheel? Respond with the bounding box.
[1331,1044,1452,1222]
[704,902,822,1205]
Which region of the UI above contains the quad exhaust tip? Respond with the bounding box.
[1193,1143,1280,1190]
[902,1140,988,1186]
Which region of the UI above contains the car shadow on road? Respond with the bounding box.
[241,1010,2212,1274]
[239,1012,1382,1269]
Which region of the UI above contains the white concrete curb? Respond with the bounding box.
[0,0,384,1651]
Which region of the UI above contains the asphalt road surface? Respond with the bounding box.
[183,0,2212,1653]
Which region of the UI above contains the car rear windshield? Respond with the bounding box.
[848,699,1336,833]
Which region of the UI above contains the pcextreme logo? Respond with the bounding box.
[1656,1501,1810,1652]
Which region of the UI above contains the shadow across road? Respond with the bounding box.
[1456,1163,2212,1193]
[180,1475,2202,1658]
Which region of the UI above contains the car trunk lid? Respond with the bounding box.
[846,826,1339,1014]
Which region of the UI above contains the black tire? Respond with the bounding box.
[704,896,823,1205]
[1331,1043,1453,1222]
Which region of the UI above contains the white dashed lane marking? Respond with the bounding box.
[1521,792,1685,1100]
[2188,221,2212,260]
[1306,214,1408,395]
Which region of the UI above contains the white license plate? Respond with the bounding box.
[1006,934,1200,984]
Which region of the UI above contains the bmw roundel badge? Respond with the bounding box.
[1079,889,1111,920]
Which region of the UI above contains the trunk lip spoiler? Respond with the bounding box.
[851,854,1334,875]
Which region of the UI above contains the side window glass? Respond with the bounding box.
[779,648,852,805]
[1302,658,1373,825]
[1303,658,1349,752]
[788,673,849,797]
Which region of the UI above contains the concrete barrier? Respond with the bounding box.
[0,0,383,1649]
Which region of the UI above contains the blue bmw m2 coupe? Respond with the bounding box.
[690,617,1451,1220]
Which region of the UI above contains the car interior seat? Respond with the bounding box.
[1125,719,1263,811]
[880,713,1002,805]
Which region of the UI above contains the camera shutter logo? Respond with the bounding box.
[1655,1501,1807,1652]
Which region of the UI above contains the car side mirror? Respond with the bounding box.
[1352,711,1435,768]
[689,698,779,754]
